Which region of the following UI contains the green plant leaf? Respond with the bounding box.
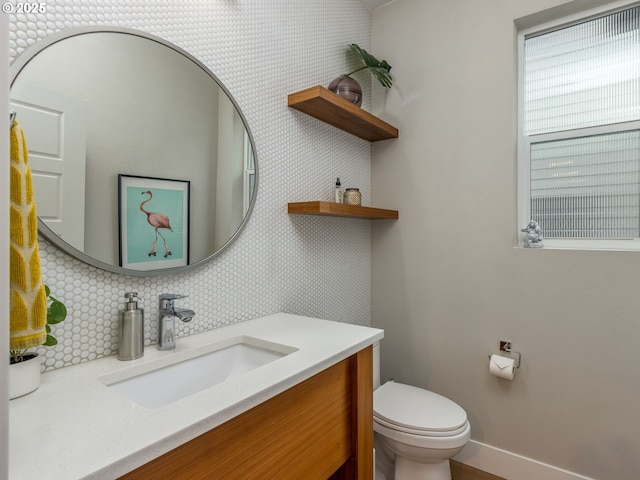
[11,283,68,354]
[47,300,67,325]
[348,44,392,88]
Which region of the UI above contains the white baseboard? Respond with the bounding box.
[453,440,596,480]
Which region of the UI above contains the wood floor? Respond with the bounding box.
[451,460,506,480]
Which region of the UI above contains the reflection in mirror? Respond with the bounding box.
[9,28,257,276]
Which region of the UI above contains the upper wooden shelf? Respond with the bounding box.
[288,86,399,142]
[288,201,398,220]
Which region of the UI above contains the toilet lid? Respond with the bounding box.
[374,382,467,434]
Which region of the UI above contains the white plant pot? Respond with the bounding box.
[9,353,41,400]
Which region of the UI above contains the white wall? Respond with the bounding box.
[1,12,10,480]
[371,1,640,479]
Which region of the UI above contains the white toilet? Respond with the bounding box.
[373,343,470,480]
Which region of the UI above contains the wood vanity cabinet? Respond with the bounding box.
[119,346,373,480]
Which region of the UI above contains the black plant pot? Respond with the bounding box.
[328,75,362,107]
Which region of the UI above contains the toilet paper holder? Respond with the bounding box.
[488,340,521,368]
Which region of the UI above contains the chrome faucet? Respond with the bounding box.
[157,294,195,351]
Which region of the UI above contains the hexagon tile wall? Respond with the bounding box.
[9,0,376,371]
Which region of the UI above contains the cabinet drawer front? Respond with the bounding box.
[121,358,354,480]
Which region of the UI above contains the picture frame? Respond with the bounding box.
[118,174,190,271]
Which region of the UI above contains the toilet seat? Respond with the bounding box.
[374,415,468,437]
[374,417,471,450]
[373,382,468,437]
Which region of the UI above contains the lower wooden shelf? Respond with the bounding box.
[288,201,398,220]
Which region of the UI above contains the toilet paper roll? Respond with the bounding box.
[489,354,515,381]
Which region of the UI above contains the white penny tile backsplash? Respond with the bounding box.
[9,0,375,371]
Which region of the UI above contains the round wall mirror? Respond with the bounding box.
[9,27,258,276]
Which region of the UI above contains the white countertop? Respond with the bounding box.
[9,313,383,480]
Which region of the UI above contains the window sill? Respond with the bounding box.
[517,239,640,252]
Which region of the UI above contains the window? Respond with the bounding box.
[518,4,640,249]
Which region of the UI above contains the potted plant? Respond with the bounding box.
[9,285,67,399]
[328,43,393,106]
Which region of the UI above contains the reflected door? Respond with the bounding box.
[11,84,87,250]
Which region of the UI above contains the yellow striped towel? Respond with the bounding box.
[9,119,47,350]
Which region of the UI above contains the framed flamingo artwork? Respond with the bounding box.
[118,174,190,271]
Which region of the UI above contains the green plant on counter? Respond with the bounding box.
[346,43,393,88]
[10,284,67,364]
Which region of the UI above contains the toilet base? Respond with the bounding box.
[375,433,455,480]
[374,435,395,480]
[396,456,451,480]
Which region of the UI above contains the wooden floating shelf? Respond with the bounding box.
[288,201,398,220]
[288,86,398,142]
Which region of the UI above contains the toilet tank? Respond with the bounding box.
[373,342,380,390]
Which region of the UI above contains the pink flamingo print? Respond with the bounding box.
[139,190,172,258]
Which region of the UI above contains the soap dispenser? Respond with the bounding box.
[118,292,144,361]
[334,178,344,203]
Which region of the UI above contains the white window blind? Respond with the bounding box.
[521,5,640,242]
[531,131,640,237]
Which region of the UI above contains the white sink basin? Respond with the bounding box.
[99,336,297,409]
